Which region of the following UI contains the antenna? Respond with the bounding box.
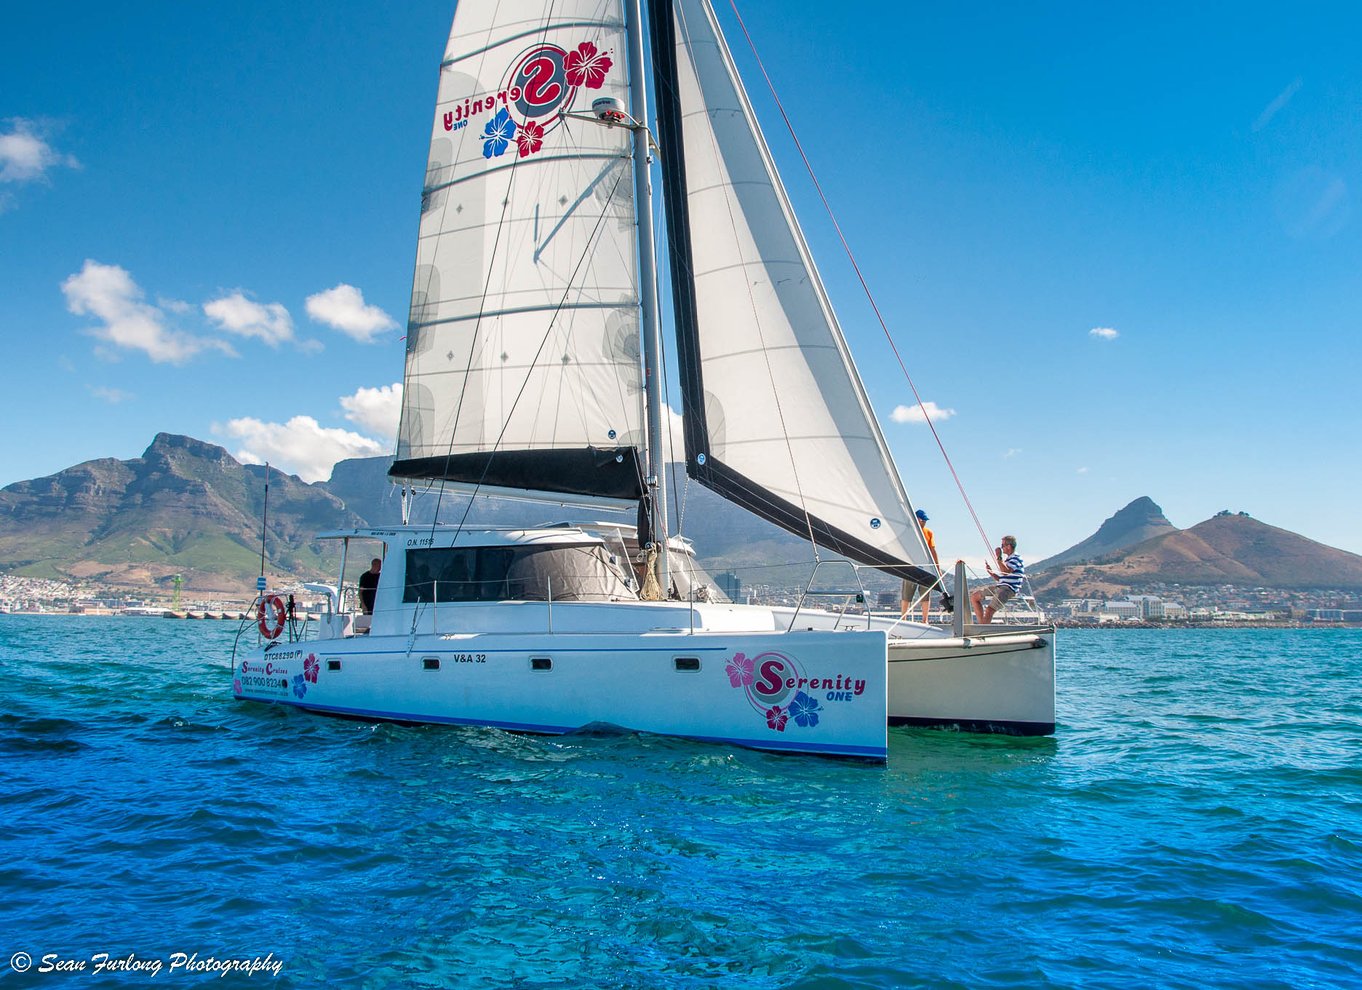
[259,462,271,586]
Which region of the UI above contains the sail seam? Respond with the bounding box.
[410,301,627,328]
[441,21,624,68]
[423,152,626,194]
[432,161,637,508]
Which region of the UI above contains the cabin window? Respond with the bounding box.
[403,544,637,604]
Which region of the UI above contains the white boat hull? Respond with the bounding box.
[234,622,892,760]
[233,608,1056,758]
[766,607,1056,735]
[887,629,1055,735]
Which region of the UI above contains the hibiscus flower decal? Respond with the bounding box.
[765,705,788,732]
[233,678,242,695]
[304,653,320,684]
[565,42,613,89]
[788,690,822,728]
[516,119,545,158]
[292,673,308,700]
[482,108,517,158]
[725,651,754,688]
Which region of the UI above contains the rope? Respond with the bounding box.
[726,0,995,561]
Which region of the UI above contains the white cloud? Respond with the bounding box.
[1253,78,1302,132]
[215,416,386,482]
[1004,448,1022,459]
[1077,466,1089,474]
[1276,166,1350,239]
[340,383,403,441]
[89,385,134,404]
[62,260,222,364]
[891,401,956,424]
[305,284,397,343]
[1089,327,1119,341]
[0,118,78,185]
[203,291,295,347]
[159,297,193,316]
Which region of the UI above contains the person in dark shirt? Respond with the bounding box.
[358,557,382,615]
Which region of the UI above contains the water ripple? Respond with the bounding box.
[2,619,1362,986]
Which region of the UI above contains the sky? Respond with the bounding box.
[3,0,1360,562]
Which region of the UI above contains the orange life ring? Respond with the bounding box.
[257,594,286,639]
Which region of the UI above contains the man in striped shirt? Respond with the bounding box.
[970,535,1024,624]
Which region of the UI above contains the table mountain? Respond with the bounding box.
[0,434,362,593]
[0,435,818,594]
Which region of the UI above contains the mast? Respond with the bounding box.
[628,0,669,589]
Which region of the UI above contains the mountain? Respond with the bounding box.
[17,440,1352,600]
[0,435,819,594]
[1032,497,1177,571]
[1030,511,1362,596]
[0,434,362,593]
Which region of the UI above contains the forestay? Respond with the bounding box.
[393,0,647,502]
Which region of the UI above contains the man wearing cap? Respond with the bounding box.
[971,535,1024,624]
[901,508,942,623]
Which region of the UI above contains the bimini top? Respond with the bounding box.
[314,526,613,551]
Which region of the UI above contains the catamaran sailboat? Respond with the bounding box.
[232,0,1055,760]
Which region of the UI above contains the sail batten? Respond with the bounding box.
[410,300,630,330]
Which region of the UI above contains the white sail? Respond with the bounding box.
[393,0,646,502]
[653,0,934,580]
[231,2,1058,760]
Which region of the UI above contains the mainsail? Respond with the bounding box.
[392,1,647,502]
[651,0,937,583]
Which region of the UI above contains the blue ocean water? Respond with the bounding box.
[1,618,1360,989]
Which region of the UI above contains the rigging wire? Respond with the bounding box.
[437,164,636,541]
[421,4,615,543]
[725,0,996,561]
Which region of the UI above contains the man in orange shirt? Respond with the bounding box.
[901,508,942,623]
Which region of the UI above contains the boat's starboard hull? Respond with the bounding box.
[234,628,892,760]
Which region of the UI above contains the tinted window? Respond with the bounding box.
[403,544,636,603]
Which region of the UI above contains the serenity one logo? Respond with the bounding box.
[440,40,615,159]
[726,650,870,733]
